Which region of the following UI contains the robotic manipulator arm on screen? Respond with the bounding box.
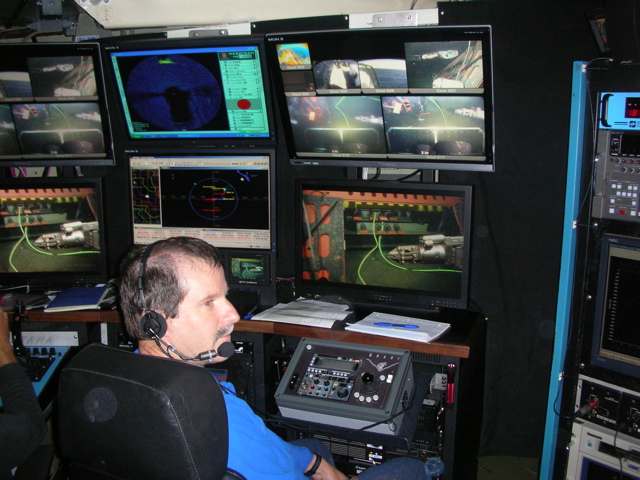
[34,221,100,251]
[386,234,464,270]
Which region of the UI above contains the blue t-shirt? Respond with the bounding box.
[220,380,314,479]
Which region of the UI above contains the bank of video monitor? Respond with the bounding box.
[0,43,113,167]
[266,26,494,172]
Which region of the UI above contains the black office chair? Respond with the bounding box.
[56,343,244,480]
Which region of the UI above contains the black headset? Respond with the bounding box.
[137,241,168,339]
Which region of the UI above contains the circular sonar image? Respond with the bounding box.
[189,177,238,222]
[126,55,222,131]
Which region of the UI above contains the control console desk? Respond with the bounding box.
[24,308,485,480]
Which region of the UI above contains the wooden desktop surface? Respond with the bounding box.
[22,308,483,358]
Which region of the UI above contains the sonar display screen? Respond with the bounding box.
[106,41,272,141]
[129,153,272,250]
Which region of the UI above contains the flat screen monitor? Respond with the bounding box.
[591,233,640,379]
[0,177,109,290]
[128,152,274,251]
[295,179,473,311]
[265,26,494,172]
[102,35,275,144]
[0,42,114,167]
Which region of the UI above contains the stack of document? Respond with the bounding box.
[345,312,450,343]
[45,284,112,313]
[249,298,351,329]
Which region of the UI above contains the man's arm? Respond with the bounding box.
[0,311,47,471]
[0,311,17,367]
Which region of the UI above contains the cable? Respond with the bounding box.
[394,169,421,182]
[614,421,626,480]
[573,400,599,419]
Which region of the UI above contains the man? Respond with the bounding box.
[119,237,426,480]
[0,310,47,479]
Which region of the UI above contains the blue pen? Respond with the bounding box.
[374,322,419,329]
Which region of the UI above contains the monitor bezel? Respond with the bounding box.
[590,233,640,379]
[266,25,494,172]
[0,176,110,290]
[294,178,473,312]
[0,42,115,168]
[101,34,277,148]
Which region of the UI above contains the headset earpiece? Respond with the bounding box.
[141,310,167,339]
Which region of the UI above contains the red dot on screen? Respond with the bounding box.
[237,99,251,110]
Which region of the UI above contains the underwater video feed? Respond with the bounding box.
[286,95,386,156]
[382,95,485,157]
[10,102,104,156]
[27,56,97,99]
[405,40,484,93]
[0,55,97,101]
[0,186,102,274]
[300,187,466,296]
[313,60,361,93]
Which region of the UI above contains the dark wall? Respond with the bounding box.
[435,0,603,457]
[271,0,605,459]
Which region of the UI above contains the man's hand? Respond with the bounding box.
[0,310,17,367]
[308,455,350,480]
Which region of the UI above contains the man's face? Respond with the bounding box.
[165,260,239,364]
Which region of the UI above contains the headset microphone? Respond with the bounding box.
[150,330,236,362]
[196,342,236,361]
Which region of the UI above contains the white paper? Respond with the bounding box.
[345,312,450,343]
[249,298,351,329]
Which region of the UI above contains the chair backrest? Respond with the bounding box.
[57,343,229,480]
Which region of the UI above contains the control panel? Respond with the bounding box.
[294,352,359,402]
[275,338,415,435]
[0,346,70,407]
[577,375,640,440]
[593,92,640,222]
